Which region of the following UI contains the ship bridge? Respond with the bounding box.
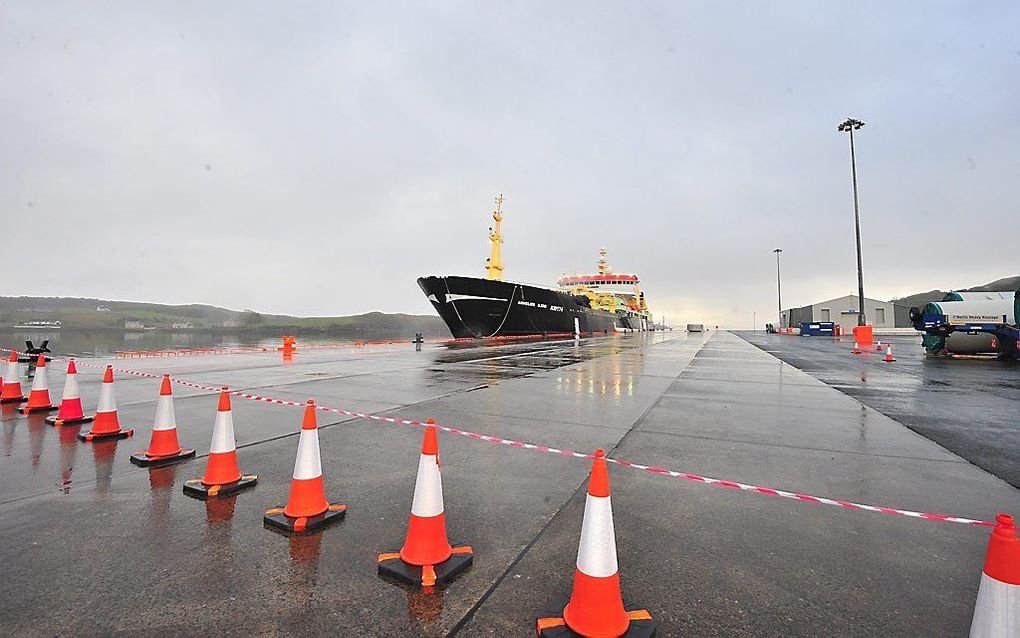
[557,247,640,291]
[557,273,639,287]
[558,248,648,316]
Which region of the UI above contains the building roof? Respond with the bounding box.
[782,295,897,314]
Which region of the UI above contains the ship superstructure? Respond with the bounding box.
[557,247,651,323]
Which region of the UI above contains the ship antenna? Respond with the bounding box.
[598,246,610,275]
[485,194,505,281]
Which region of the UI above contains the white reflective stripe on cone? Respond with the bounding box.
[4,360,17,379]
[575,494,619,578]
[62,372,80,400]
[209,410,236,453]
[96,383,116,413]
[153,395,175,431]
[292,429,322,480]
[970,572,1020,637]
[410,453,444,517]
[30,366,47,391]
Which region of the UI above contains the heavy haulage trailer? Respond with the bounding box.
[909,289,1020,359]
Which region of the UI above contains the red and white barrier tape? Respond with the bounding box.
[113,340,414,358]
[3,348,1003,529]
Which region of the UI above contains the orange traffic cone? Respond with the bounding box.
[537,449,655,637]
[885,345,895,362]
[46,359,93,425]
[0,351,27,404]
[875,340,883,352]
[263,400,347,534]
[378,418,473,589]
[78,366,134,441]
[852,341,861,354]
[21,355,58,414]
[183,388,257,499]
[131,375,196,467]
[969,513,1020,636]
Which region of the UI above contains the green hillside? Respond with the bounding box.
[890,275,1019,309]
[0,296,445,334]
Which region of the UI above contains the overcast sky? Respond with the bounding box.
[2,2,1017,327]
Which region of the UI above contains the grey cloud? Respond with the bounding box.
[2,1,1017,326]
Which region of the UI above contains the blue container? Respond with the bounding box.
[799,321,835,336]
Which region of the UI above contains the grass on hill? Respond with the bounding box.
[0,296,445,334]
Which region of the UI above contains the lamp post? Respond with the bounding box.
[773,248,783,327]
[838,117,866,326]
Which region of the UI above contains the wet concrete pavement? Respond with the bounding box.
[1,331,1018,635]
[737,331,1020,489]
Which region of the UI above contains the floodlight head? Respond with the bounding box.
[838,117,865,131]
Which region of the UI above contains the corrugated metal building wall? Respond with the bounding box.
[780,295,909,329]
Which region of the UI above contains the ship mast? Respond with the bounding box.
[485,194,505,281]
[597,246,610,275]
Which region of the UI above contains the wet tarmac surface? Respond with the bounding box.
[737,331,1020,489]
[1,331,1018,635]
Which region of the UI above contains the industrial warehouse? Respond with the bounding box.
[779,294,909,330]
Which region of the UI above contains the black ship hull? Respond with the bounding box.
[417,275,644,339]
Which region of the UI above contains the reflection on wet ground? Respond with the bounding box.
[432,335,636,367]
[146,465,180,533]
[738,331,1020,488]
[406,588,444,627]
[3,420,15,457]
[205,495,238,527]
[90,439,120,498]
[57,424,80,494]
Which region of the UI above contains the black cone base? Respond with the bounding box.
[377,543,473,590]
[183,475,258,500]
[21,405,58,414]
[78,428,133,442]
[0,397,28,404]
[263,503,347,535]
[130,448,196,467]
[45,415,94,426]
[536,594,656,637]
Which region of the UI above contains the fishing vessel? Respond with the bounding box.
[417,195,654,338]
